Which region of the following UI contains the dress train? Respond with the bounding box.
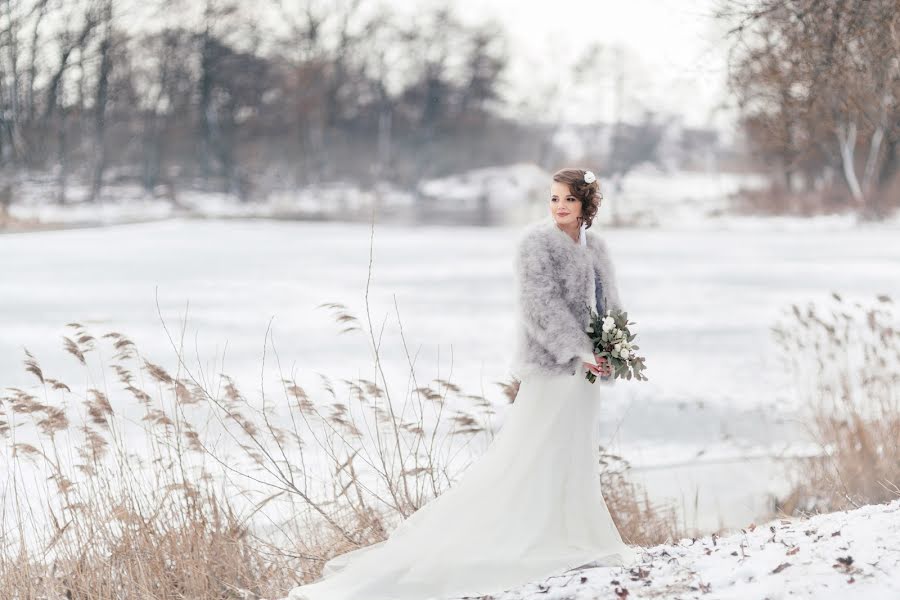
[283,364,640,600]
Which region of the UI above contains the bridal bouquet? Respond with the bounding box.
[584,307,648,383]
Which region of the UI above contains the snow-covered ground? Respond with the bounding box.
[6,163,894,231]
[3,216,899,533]
[3,164,899,536]
[4,165,898,596]
[3,179,418,224]
[492,497,900,600]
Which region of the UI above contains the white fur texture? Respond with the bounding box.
[509,216,623,380]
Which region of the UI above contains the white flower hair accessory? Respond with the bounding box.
[583,170,596,184]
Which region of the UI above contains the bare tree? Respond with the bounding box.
[0,0,521,202]
[719,0,900,214]
[90,0,113,201]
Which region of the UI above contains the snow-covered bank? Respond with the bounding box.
[493,498,900,599]
[3,219,900,533]
[6,164,895,233]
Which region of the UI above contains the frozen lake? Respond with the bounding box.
[2,217,899,531]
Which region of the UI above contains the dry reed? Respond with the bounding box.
[771,293,900,516]
[0,228,681,599]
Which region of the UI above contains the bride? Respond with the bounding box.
[282,167,642,600]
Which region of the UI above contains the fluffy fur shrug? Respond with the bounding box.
[509,217,624,380]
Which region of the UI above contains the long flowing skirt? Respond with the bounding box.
[283,364,641,600]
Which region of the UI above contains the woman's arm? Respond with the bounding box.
[515,236,594,365]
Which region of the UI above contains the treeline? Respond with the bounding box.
[720,0,900,216]
[0,0,536,202]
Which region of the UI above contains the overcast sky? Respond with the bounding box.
[408,0,738,134]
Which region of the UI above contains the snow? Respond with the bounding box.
[3,212,900,532]
[3,170,899,599]
[5,178,418,224]
[3,164,900,540]
[7,181,176,225]
[490,498,900,599]
[416,162,549,215]
[7,163,895,231]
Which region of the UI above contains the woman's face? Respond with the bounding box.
[549,181,582,228]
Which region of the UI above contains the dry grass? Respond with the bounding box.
[0,226,683,598]
[771,293,900,516]
[728,175,900,220]
[729,183,859,217]
[0,323,681,598]
[598,453,683,547]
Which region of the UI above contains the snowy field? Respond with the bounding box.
[4,165,776,229]
[486,497,900,600]
[3,212,899,532]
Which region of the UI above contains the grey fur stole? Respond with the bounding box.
[509,217,624,380]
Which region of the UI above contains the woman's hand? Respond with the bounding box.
[598,355,612,377]
[585,354,612,378]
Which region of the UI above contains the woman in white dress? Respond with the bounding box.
[282,167,641,600]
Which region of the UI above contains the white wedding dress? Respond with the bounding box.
[282,363,641,600]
